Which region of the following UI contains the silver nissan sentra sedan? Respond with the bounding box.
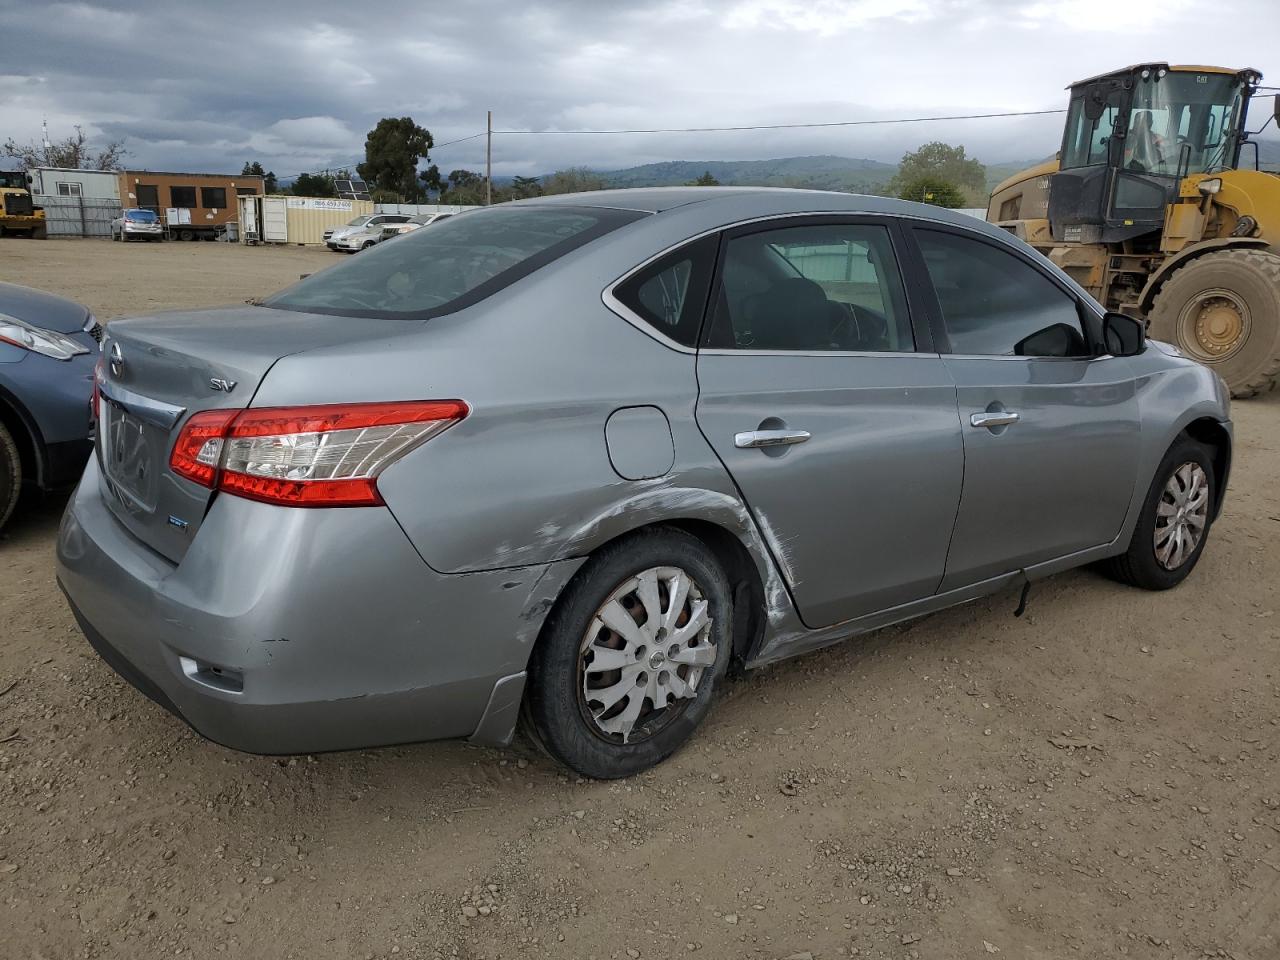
[57,188,1231,779]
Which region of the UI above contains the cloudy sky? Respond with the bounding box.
[1,0,1277,178]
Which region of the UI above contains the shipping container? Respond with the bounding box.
[239,195,376,246]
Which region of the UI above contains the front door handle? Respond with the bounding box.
[735,428,812,449]
[970,411,1020,428]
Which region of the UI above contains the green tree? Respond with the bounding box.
[889,142,985,204]
[241,161,278,193]
[290,171,336,197]
[5,124,126,170]
[441,169,488,205]
[510,175,542,198]
[898,175,966,208]
[686,170,720,186]
[542,167,606,195]
[358,117,433,202]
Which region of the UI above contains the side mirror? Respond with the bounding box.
[1102,312,1146,357]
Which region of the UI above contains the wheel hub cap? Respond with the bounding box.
[1153,462,1209,571]
[1180,288,1250,361]
[578,566,715,744]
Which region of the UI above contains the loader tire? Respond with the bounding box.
[1147,249,1280,398]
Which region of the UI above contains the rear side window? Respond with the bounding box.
[915,229,1090,357]
[266,205,646,320]
[612,235,718,348]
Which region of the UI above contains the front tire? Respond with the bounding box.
[1101,436,1215,590]
[0,421,21,533]
[1147,249,1280,398]
[525,528,733,779]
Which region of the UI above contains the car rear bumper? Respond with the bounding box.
[56,459,582,754]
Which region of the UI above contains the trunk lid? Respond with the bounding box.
[97,305,416,563]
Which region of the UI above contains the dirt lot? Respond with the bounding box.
[1,237,1278,960]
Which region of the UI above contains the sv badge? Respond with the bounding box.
[210,378,238,393]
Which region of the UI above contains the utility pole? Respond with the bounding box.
[485,110,493,206]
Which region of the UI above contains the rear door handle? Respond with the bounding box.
[735,429,811,449]
[970,411,1020,428]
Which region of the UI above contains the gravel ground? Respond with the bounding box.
[1,237,1278,960]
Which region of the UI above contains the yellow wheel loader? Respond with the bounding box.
[988,64,1280,396]
[0,170,47,240]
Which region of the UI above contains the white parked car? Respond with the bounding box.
[379,212,454,241]
[110,209,164,242]
[323,214,410,250]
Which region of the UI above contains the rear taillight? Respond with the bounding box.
[169,400,467,507]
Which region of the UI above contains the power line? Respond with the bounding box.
[489,108,1068,137]
[272,107,1066,182]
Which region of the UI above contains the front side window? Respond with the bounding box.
[915,229,1090,358]
[706,222,913,352]
[613,235,717,347]
[1061,88,1123,169]
[266,205,645,320]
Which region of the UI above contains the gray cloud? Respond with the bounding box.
[2,0,1277,179]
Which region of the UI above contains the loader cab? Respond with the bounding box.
[1049,64,1259,245]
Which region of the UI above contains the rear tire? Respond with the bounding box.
[1147,249,1280,398]
[0,421,21,533]
[1100,435,1215,590]
[524,528,733,779]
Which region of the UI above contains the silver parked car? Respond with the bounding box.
[110,208,164,242]
[57,188,1231,779]
[323,213,410,250]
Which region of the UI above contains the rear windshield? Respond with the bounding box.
[265,205,645,320]
[125,209,158,222]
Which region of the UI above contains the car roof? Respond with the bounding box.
[510,186,996,234]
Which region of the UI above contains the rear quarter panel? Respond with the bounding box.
[250,214,768,580]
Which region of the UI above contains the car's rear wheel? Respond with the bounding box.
[525,528,733,779]
[361,240,375,250]
[0,421,21,533]
[1101,435,1215,590]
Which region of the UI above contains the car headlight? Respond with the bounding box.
[0,312,90,360]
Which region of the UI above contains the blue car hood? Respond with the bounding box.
[0,281,91,334]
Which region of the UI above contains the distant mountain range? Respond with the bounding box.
[568,140,1280,195]
[595,155,899,193]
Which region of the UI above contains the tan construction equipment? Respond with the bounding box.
[988,64,1280,396]
[0,170,47,240]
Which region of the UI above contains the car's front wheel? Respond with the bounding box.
[1101,435,1216,590]
[0,421,21,532]
[525,528,733,779]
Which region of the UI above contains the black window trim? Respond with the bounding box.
[900,221,1108,361]
[609,233,720,351]
[602,212,936,356]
